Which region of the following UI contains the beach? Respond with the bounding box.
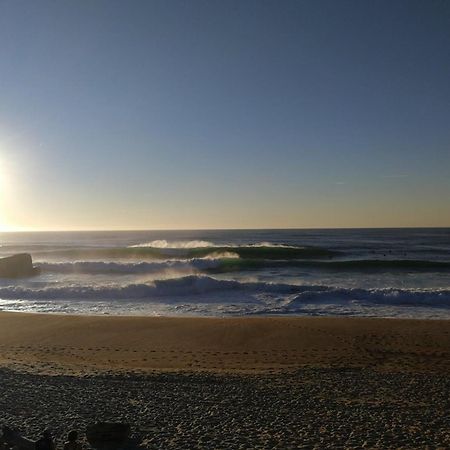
[2,0,449,446]
[0,313,449,375]
[1,313,450,448]
[1,228,449,448]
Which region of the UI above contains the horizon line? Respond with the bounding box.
[1,225,449,233]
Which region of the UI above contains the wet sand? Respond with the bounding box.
[0,312,449,375]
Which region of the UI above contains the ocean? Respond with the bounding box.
[0,228,449,318]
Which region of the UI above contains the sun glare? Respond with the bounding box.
[0,154,14,232]
[0,223,13,232]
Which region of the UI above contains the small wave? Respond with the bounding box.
[283,287,450,309]
[322,259,450,271]
[211,258,450,273]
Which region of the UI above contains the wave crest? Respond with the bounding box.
[129,240,214,248]
[34,245,338,261]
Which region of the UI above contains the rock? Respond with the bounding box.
[1,426,35,450]
[86,422,131,450]
[0,253,40,278]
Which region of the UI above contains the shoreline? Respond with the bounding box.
[3,309,450,319]
[1,312,449,375]
[4,309,450,321]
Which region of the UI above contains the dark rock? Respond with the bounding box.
[1,426,35,450]
[86,422,131,450]
[0,253,40,278]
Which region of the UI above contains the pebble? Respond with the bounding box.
[0,368,449,449]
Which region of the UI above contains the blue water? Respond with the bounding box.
[0,228,449,318]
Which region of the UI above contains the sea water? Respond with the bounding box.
[0,228,449,318]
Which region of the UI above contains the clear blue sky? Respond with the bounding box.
[0,0,449,230]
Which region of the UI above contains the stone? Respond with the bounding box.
[1,426,35,450]
[0,253,40,278]
[86,422,131,450]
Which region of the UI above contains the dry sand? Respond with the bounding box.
[0,312,449,375]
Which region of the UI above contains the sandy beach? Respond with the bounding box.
[1,313,450,449]
[0,312,449,375]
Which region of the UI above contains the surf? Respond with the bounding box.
[33,244,339,261]
[1,276,449,308]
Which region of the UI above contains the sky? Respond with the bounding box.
[0,0,449,231]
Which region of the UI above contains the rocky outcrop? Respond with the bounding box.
[86,422,131,450]
[0,254,40,278]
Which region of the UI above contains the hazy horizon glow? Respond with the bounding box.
[1,0,449,231]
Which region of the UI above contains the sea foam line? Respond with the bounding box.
[127,240,299,249]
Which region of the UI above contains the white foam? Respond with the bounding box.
[129,240,215,248]
[247,242,299,248]
[128,240,298,249]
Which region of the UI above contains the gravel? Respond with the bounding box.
[1,368,449,449]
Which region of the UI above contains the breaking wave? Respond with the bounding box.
[129,240,214,248]
[33,245,339,260]
[0,276,295,300]
[0,276,449,309]
[37,258,450,276]
[128,240,299,249]
[38,259,224,275]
